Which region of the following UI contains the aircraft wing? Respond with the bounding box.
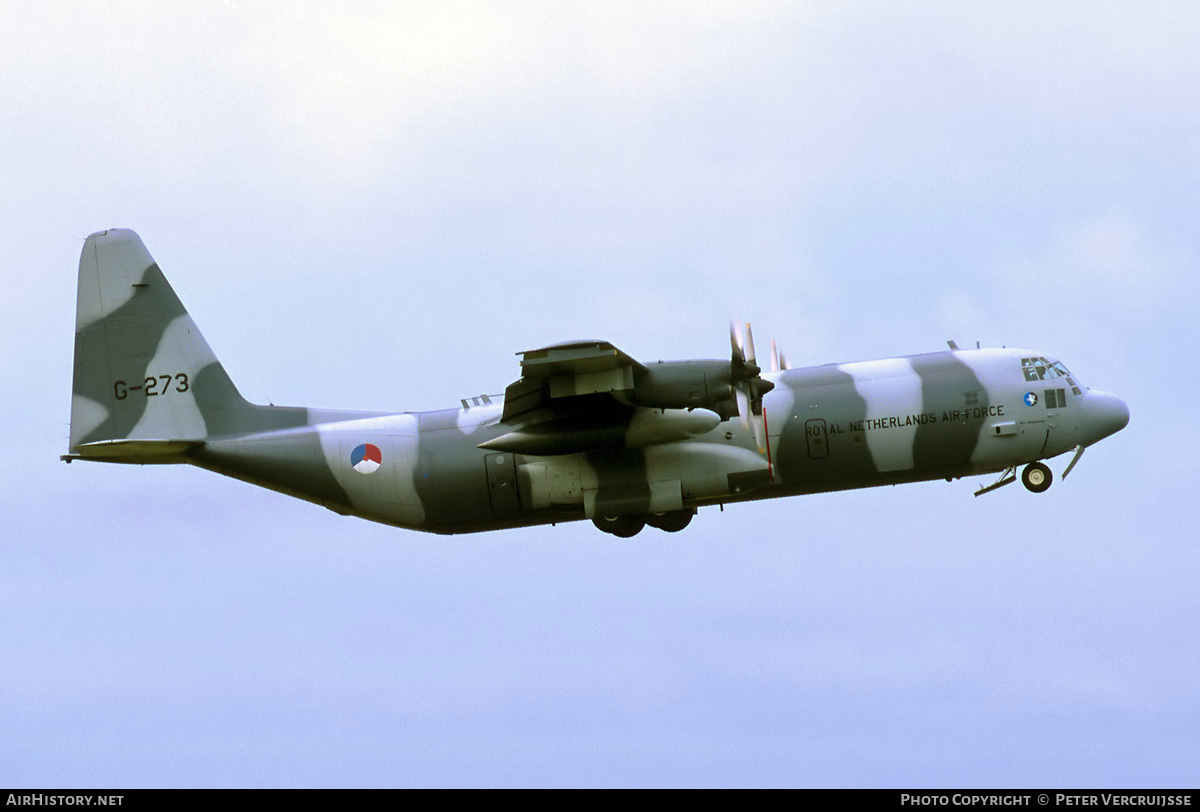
[499,340,647,425]
[487,338,744,455]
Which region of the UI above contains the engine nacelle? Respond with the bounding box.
[479,406,720,456]
[630,360,739,420]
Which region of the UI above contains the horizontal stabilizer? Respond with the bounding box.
[63,438,203,464]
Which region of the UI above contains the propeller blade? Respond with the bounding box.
[770,340,780,373]
[751,409,766,453]
[730,321,745,366]
[727,321,774,443]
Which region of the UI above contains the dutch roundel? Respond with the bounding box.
[350,443,382,474]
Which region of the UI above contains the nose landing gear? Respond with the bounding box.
[1021,462,1053,493]
[974,462,1055,497]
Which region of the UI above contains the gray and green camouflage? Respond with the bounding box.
[66,229,1130,536]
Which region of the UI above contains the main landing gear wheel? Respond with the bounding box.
[645,510,694,533]
[592,515,645,538]
[1021,462,1053,493]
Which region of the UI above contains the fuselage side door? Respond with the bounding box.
[485,452,522,516]
[805,418,830,460]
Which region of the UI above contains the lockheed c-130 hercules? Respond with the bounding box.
[65,229,1130,537]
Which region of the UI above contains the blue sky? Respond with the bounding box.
[1,1,1197,787]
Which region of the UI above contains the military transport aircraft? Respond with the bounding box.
[65,229,1130,537]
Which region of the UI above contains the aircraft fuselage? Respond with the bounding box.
[188,347,1127,534]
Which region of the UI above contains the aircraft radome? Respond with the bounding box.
[65,229,1130,537]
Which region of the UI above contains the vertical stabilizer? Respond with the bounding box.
[69,229,251,458]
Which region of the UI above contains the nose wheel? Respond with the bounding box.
[1021,462,1053,493]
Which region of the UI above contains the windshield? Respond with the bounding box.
[1021,356,1082,394]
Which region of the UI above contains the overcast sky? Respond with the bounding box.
[1,1,1197,788]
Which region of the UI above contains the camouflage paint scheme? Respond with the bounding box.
[67,230,1130,535]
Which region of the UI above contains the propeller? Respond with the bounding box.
[730,322,775,452]
[770,339,789,373]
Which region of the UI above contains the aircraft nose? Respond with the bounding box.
[1078,389,1130,445]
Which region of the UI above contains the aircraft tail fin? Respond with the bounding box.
[68,229,257,460]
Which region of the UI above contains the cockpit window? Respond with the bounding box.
[1022,356,1066,381]
[1021,356,1083,395]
